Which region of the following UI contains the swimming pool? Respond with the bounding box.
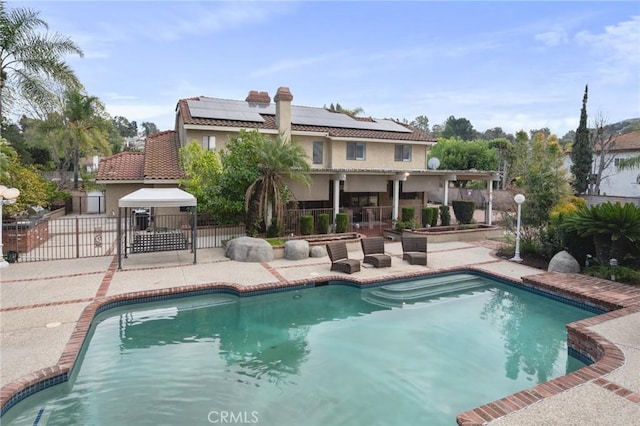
[3,273,597,425]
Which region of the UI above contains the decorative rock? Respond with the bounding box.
[309,245,327,258]
[284,240,309,260]
[548,250,580,273]
[225,237,274,262]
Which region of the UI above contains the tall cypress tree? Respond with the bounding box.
[570,85,592,194]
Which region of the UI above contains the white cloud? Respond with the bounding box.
[575,16,640,84]
[534,29,569,46]
[249,51,350,78]
[105,93,138,101]
[143,2,292,42]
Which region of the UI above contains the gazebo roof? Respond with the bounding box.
[118,188,197,208]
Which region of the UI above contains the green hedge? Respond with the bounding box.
[421,208,432,227]
[429,207,439,227]
[317,214,330,234]
[439,205,451,226]
[452,200,475,224]
[335,213,349,233]
[300,215,314,235]
[401,207,415,223]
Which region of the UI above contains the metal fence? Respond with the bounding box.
[2,214,245,263]
[284,206,395,237]
[2,205,452,263]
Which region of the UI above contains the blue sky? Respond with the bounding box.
[11,0,640,136]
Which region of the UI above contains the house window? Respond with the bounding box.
[347,142,366,160]
[313,141,323,164]
[394,144,412,162]
[203,136,216,150]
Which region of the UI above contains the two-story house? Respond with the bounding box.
[98,86,500,222]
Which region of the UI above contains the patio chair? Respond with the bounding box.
[360,236,391,268]
[401,234,427,266]
[326,241,361,274]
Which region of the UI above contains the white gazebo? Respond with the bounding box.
[117,188,197,269]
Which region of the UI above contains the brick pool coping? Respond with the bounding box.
[2,266,640,423]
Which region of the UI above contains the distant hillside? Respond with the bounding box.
[602,118,640,135]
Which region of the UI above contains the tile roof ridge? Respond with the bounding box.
[109,151,144,158]
[148,129,176,138]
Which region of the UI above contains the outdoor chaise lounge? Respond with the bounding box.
[326,241,361,274]
[360,236,392,268]
[401,234,428,266]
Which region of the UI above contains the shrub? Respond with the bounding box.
[452,200,475,224]
[317,214,330,234]
[585,265,640,285]
[439,205,451,226]
[335,213,349,233]
[421,208,433,227]
[401,207,415,223]
[561,202,640,265]
[300,215,314,235]
[266,218,283,238]
[428,207,439,227]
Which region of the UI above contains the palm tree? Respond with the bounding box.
[0,1,83,133]
[63,90,110,189]
[245,135,311,234]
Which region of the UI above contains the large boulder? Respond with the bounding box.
[309,245,327,258]
[284,240,309,260]
[225,237,274,262]
[548,250,580,273]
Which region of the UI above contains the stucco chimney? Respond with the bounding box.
[246,90,271,104]
[274,87,293,142]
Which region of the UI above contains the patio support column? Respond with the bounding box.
[487,178,493,225]
[392,172,408,222]
[392,179,400,221]
[443,180,449,206]
[333,173,346,220]
[442,174,456,207]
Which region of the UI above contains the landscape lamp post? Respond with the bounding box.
[0,185,20,268]
[511,193,525,263]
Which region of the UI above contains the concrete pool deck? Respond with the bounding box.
[1,240,639,425]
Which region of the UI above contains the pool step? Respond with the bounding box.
[361,274,489,308]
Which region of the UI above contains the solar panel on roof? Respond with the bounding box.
[291,106,411,132]
[187,98,411,132]
[187,99,265,122]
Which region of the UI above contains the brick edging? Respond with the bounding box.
[3,268,640,422]
[456,272,640,426]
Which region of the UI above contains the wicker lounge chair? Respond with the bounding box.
[360,236,391,268]
[326,241,361,274]
[401,234,427,265]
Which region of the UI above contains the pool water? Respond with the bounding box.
[4,273,595,425]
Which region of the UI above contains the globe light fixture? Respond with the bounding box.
[0,185,21,268]
[511,193,525,263]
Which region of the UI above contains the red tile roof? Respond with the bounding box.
[611,130,640,152]
[144,130,185,180]
[96,131,185,182]
[592,130,640,153]
[96,152,144,181]
[177,97,435,142]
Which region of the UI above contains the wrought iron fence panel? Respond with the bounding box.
[3,214,246,263]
